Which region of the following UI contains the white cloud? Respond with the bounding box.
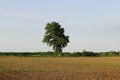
[0,9,39,19]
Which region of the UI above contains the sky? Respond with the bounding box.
[0,0,120,52]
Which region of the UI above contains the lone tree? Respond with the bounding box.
[42,22,69,53]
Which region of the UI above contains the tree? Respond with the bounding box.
[42,22,69,53]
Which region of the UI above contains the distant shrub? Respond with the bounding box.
[0,51,120,57]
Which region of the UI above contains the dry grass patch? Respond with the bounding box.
[0,57,120,80]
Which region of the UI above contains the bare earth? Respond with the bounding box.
[0,57,120,80]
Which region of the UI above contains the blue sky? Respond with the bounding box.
[0,0,120,52]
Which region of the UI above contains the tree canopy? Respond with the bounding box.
[42,22,69,53]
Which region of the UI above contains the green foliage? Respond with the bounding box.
[42,22,69,53]
[0,52,56,57]
[0,51,120,57]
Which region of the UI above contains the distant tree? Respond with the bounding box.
[42,22,69,53]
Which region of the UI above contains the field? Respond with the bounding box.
[0,57,120,80]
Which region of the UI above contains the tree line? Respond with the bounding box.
[0,51,120,57]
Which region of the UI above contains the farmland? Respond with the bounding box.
[0,57,120,80]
